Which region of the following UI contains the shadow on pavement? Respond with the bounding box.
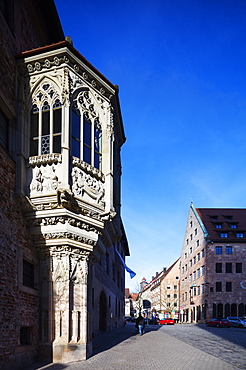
[92,322,161,355]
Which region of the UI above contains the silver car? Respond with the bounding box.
[226,317,246,328]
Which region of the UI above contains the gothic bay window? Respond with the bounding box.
[30,99,62,156]
[71,105,102,170]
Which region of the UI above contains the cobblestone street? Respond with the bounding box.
[28,323,246,370]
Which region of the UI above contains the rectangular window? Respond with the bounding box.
[216,263,222,273]
[202,284,205,293]
[226,263,232,273]
[226,282,232,292]
[197,286,200,295]
[190,259,192,267]
[236,263,242,273]
[193,256,196,264]
[23,259,35,288]
[20,327,31,345]
[197,268,200,278]
[174,285,177,290]
[201,265,205,275]
[236,233,244,238]
[226,246,232,254]
[216,282,222,292]
[220,233,228,238]
[190,274,192,282]
[201,249,205,257]
[0,108,8,150]
[195,228,197,235]
[193,271,196,280]
[196,240,199,247]
[215,224,222,229]
[216,246,222,254]
[197,253,200,261]
[230,224,237,229]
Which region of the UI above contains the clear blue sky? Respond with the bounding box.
[55,0,246,292]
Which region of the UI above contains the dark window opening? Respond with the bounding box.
[20,326,31,345]
[226,263,232,273]
[23,259,35,288]
[215,263,222,273]
[0,108,8,150]
[236,263,242,273]
[216,282,222,292]
[226,282,232,292]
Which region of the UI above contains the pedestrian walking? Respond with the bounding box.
[136,313,145,335]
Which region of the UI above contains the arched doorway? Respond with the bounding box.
[217,303,223,319]
[99,291,107,332]
[231,303,237,316]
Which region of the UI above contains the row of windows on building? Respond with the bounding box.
[184,248,204,260]
[182,262,243,283]
[182,250,205,271]
[215,246,233,254]
[30,100,102,170]
[99,251,124,292]
[182,280,234,301]
[215,262,242,273]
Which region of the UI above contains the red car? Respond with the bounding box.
[158,318,175,325]
[206,318,231,328]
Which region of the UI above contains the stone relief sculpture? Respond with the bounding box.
[71,167,105,206]
[30,164,60,195]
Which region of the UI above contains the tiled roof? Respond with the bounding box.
[196,208,246,242]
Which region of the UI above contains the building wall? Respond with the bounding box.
[180,205,246,323]
[0,1,127,368]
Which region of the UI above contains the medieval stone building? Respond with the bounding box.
[0,1,128,368]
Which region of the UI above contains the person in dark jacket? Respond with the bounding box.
[136,313,145,335]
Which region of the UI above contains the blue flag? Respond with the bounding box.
[116,249,136,279]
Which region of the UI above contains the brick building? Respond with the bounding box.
[180,203,246,323]
[0,1,128,368]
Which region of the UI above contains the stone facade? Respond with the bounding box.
[180,204,246,323]
[0,1,128,369]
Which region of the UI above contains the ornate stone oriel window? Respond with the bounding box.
[30,83,62,156]
[71,90,102,170]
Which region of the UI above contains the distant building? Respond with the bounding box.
[180,204,246,323]
[159,259,180,320]
[124,289,138,317]
[0,1,128,368]
[136,260,180,320]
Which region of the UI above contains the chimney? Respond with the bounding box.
[163,267,167,272]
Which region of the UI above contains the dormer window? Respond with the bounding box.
[215,224,222,229]
[220,233,228,238]
[230,224,237,229]
[210,216,218,220]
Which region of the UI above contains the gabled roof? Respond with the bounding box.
[196,208,246,242]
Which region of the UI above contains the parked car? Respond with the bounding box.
[158,318,175,325]
[125,316,135,322]
[226,317,246,328]
[206,318,231,328]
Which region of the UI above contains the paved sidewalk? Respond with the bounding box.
[28,323,239,370]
